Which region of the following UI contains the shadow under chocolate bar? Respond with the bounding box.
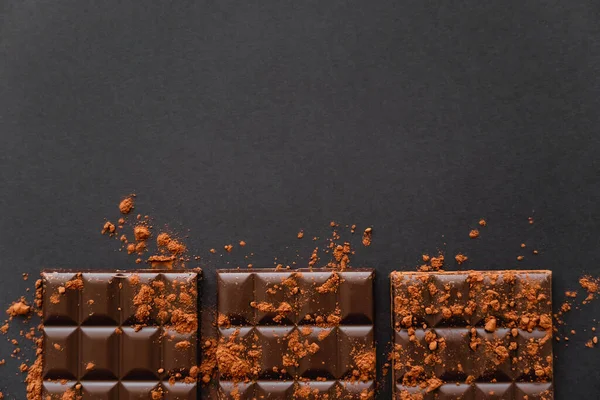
[41,269,201,399]
[217,268,376,399]
[390,270,553,400]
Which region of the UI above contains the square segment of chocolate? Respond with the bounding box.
[42,270,201,399]
[390,270,553,400]
[217,268,375,399]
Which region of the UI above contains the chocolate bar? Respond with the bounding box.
[217,269,375,399]
[391,270,553,399]
[41,270,200,399]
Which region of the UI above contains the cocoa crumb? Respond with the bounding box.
[150,387,164,399]
[175,340,191,350]
[485,317,497,332]
[217,314,231,328]
[134,225,151,241]
[478,218,487,226]
[308,248,319,269]
[119,196,135,214]
[362,227,373,247]
[85,362,95,370]
[454,254,468,265]
[297,231,304,239]
[65,277,83,290]
[101,221,116,235]
[6,299,31,318]
[224,244,233,253]
[469,229,479,239]
[517,256,524,261]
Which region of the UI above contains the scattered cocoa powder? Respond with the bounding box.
[418,253,444,272]
[25,338,42,400]
[308,248,319,269]
[315,272,341,294]
[216,330,261,381]
[580,276,599,302]
[352,348,376,381]
[282,330,320,368]
[199,338,218,384]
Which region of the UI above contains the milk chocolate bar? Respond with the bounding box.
[391,270,553,400]
[217,269,375,399]
[41,270,200,399]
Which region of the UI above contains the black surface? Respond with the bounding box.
[1,1,600,398]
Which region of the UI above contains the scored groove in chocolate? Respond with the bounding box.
[390,270,553,400]
[41,270,201,399]
[217,268,375,399]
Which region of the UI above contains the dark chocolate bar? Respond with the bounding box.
[391,270,553,400]
[217,269,375,399]
[41,270,200,399]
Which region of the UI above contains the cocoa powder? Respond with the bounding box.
[119,195,135,214]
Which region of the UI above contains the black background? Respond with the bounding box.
[2,1,600,398]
